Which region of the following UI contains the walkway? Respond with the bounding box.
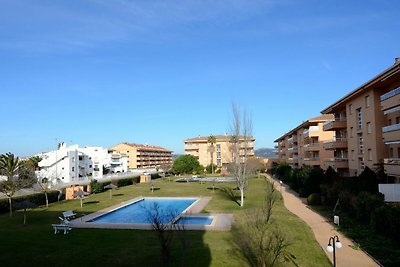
[266,175,380,267]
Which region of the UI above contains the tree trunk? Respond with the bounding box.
[45,191,49,208]
[240,188,244,207]
[8,197,12,217]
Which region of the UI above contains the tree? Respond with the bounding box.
[232,182,290,266]
[207,135,217,174]
[0,153,36,216]
[230,103,253,207]
[172,155,201,175]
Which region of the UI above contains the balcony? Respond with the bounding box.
[288,157,299,163]
[323,138,348,150]
[303,126,319,138]
[288,136,298,144]
[382,124,400,142]
[303,157,321,166]
[304,142,320,152]
[384,158,400,177]
[381,87,400,111]
[323,119,347,131]
[325,158,349,169]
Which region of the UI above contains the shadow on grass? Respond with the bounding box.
[84,201,100,205]
[112,194,124,197]
[219,186,241,206]
[150,188,161,191]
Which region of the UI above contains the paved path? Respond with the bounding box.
[266,175,380,267]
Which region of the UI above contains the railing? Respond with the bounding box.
[323,118,347,126]
[304,157,320,161]
[325,157,349,162]
[382,123,400,132]
[380,87,400,101]
[323,137,347,143]
[384,158,400,165]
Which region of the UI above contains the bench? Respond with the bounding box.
[52,224,72,235]
[62,210,76,220]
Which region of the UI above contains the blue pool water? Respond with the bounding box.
[175,216,213,225]
[90,198,197,224]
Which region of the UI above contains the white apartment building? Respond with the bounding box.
[37,143,125,185]
[108,151,128,173]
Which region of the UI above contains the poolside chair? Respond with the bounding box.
[58,217,70,225]
[51,224,72,234]
[62,210,76,220]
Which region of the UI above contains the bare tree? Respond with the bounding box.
[232,181,290,267]
[230,103,253,207]
[146,203,176,265]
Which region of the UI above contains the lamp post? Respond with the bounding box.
[279,180,283,193]
[326,235,342,267]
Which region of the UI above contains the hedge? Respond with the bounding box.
[0,191,63,214]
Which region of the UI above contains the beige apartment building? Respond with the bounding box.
[321,58,400,179]
[109,142,173,170]
[184,135,255,168]
[275,115,335,170]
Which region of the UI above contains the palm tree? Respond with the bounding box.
[0,153,21,180]
[207,135,217,174]
[0,153,35,216]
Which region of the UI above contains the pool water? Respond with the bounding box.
[175,216,214,225]
[90,198,197,224]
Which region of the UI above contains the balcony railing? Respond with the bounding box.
[380,87,400,101]
[382,123,400,133]
[384,158,400,165]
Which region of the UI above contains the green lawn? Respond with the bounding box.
[0,178,330,267]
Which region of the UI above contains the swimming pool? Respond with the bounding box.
[89,197,198,224]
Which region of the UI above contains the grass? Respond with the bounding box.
[0,178,330,267]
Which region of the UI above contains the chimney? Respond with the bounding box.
[396,57,400,64]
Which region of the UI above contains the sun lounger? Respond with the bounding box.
[52,224,72,234]
[62,210,76,220]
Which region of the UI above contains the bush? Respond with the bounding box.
[116,176,139,187]
[355,192,384,224]
[372,204,400,243]
[307,193,321,206]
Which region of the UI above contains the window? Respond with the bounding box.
[368,149,372,161]
[89,165,92,168]
[72,157,75,162]
[358,133,364,154]
[360,158,365,171]
[365,95,370,107]
[396,117,400,124]
[357,108,362,129]
[349,104,353,115]
[367,122,371,134]
[72,167,75,172]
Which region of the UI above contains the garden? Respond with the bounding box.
[0,177,330,267]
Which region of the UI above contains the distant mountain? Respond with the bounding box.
[255,148,277,158]
[172,154,183,160]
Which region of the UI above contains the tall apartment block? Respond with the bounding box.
[109,142,173,170]
[184,135,255,168]
[321,58,400,179]
[275,115,335,169]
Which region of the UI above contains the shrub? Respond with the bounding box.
[371,204,400,242]
[307,193,321,206]
[90,179,105,194]
[355,191,384,224]
[0,190,62,214]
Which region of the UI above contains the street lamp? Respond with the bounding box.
[326,235,342,267]
[279,180,283,193]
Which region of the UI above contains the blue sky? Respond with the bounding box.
[1,0,399,157]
